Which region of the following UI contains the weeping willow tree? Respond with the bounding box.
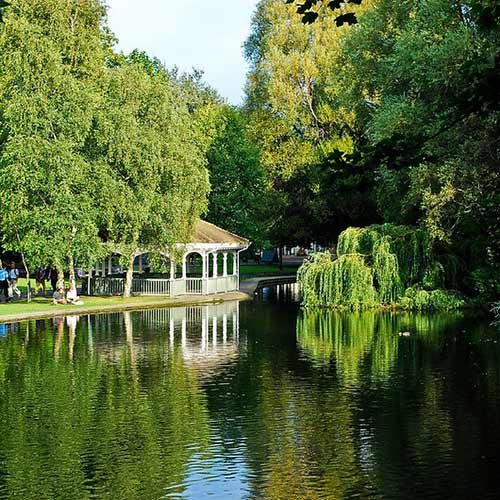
[298,224,464,310]
[298,252,377,310]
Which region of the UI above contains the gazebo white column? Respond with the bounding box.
[181,318,187,348]
[223,252,228,277]
[170,259,175,280]
[202,252,207,279]
[232,252,237,275]
[212,252,218,278]
[182,254,187,279]
[108,256,112,275]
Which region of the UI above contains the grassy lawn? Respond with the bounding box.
[240,264,298,279]
[14,277,83,294]
[0,295,173,318]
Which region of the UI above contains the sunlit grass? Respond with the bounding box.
[0,295,176,318]
[239,264,297,278]
[0,267,296,319]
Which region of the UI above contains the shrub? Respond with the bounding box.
[399,287,465,311]
[298,252,377,310]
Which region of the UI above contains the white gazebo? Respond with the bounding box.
[86,220,250,297]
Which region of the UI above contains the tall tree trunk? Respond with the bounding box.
[56,262,65,290]
[68,255,76,292]
[19,252,31,303]
[123,253,135,298]
[15,233,31,302]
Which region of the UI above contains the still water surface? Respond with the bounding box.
[0,285,499,499]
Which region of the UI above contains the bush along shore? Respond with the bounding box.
[297,224,466,312]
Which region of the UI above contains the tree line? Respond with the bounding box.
[244,0,500,308]
[1,0,498,307]
[0,0,267,297]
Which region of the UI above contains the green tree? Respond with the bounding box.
[337,0,500,298]
[89,60,212,296]
[206,106,268,248]
[244,0,377,248]
[251,0,500,304]
[0,0,111,287]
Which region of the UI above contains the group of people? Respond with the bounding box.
[0,261,21,301]
[52,285,83,306]
[0,262,83,306]
[33,267,60,296]
[34,267,82,305]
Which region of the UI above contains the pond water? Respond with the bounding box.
[0,285,499,499]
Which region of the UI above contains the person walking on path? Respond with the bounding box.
[8,262,21,298]
[34,267,47,296]
[0,263,9,301]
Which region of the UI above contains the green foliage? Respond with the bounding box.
[0,0,109,272]
[469,266,500,304]
[298,223,464,310]
[89,59,211,254]
[244,0,377,247]
[0,0,217,288]
[399,287,465,312]
[372,237,402,303]
[247,0,500,304]
[206,106,268,247]
[298,251,377,310]
[339,0,500,297]
[0,0,9,23]
[337,224,432,289]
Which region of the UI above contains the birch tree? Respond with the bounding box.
[0,0,110,284]
[90,61,211,297]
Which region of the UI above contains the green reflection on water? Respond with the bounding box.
[0,314,211,500]
[0,301,498,500]
[296,310,468,383]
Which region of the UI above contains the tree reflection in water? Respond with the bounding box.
[0,301,499,500]
[0,303,240,500]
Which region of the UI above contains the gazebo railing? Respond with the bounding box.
[206,275,238,294]
[85,275,238,297]
[186,278,203,295]
[88,277,125,296]
[132,278,171,296]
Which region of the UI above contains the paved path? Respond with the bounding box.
[239,275,297,297]
[0,276,297,323]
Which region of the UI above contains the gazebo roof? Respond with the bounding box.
[191,220,249,247]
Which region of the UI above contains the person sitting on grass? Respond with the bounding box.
[34,267,47,296]
[52,287,66,305]
[66,285,83,305]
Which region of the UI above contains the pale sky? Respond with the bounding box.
[105,0,259,104]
